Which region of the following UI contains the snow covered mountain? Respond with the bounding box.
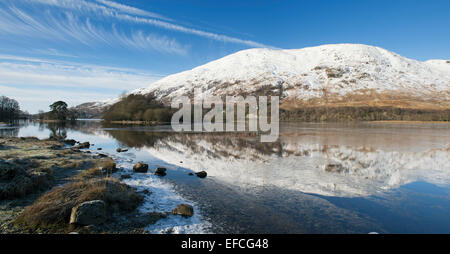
[72,98,118,119]
[134,44,450,109]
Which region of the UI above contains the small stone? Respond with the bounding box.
[75,142,90,149]
[172,204,194,218]
[133,162,149,173]
[116,148,129,153]
[63,139,77,146]
[324,163,345,173]
[195,171,207,178]
[154,167,167,176]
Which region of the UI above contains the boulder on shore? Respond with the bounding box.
[195,171,207,178]
[172,204,194,217]
[133,162,149,173]
[70,200,107,226]
[154,167,167,176]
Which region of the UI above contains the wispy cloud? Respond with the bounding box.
[0,0,272,112]
[117,14,269,48]
[94,0,173,21]
[0,1,189,54]
[0,55,163,90]
[13,0,270,48]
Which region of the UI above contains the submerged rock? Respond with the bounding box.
[70,200,107,226]
[133,162,149,173]
[172,204,194,218]
[154,167,167,176]
[195,171,207,178]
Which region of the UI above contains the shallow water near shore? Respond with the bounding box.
[1,120,449,233]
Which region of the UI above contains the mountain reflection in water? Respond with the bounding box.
[2,120,449,233]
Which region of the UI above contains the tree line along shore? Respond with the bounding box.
[1,93,449,124]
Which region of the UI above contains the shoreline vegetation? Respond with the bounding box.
[102,106,449,124]
[99,94,450,124]
[0,137,169,234]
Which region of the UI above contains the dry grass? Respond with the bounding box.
[281,89,450,111]
[77,158,117,179]
[0,159,53,200]
[14,178,143,232]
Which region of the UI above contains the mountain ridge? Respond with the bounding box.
[132,44,449,110]
[75,44,450,120]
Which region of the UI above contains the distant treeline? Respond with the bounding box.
[103,94,173,122]
[0,95,21,121]
[103,94,450,123]
[280,106,450,122]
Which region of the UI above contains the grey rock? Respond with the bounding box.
[195,171,207,178]
[70,200,107,226]
[154,167,167,176]
[133,162,149,173]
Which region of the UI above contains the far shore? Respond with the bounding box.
[26,118,450,126]
[369,120,450,124]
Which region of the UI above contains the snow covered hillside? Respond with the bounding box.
[134,44,450,109]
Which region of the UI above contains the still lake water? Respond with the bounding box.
[1,120,449,233]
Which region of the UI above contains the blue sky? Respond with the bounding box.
[0,0,449,113]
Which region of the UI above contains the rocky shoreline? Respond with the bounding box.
[0,137,193,234]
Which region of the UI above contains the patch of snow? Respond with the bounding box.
[112,153,212,234]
